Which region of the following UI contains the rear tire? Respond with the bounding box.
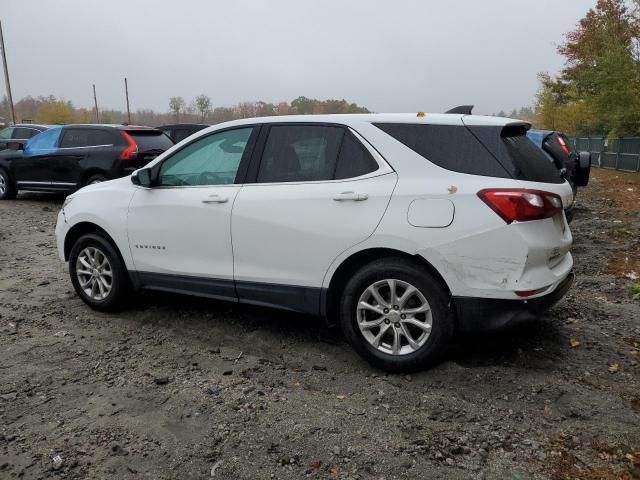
[0,168,17,200]
[339,257,454,372]
[85,174,107,186]
[69,233,129,312]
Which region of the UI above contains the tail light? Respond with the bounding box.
[556,136,571,155]
[477,189,563,224]
[119,131,138,160]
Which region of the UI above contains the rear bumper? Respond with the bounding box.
[453,271,574,333]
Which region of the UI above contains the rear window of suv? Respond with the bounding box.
[374,123,563,183]
[126,130,174,152]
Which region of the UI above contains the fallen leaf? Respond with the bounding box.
[625,452,640,464]
[544,404,552,416]
[608,362,620,373]
[336,395,346,400]
[308,460,321,470]
[329,466,339,478]
[569,338,581,348]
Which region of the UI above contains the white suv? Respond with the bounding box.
[55,113,574,371]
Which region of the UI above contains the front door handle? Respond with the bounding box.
[333,191,368,202]
[202,194,229,204]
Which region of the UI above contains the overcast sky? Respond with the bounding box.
[2,0,595,115]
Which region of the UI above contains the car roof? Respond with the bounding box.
[7,124,51,129]
[208,113,529,129]
[159,123,209,128]
[55,124,161,131]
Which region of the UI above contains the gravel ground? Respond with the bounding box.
[1,169,639,480]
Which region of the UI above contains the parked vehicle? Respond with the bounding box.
[527,129,591,191]
[158,123,208,143]
[0,124,50,151]
[55,113,574,371]
[0,124,174,199]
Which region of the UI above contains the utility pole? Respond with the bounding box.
[124,77,131,124]
[0,20,16,125]
[92,84,99,122]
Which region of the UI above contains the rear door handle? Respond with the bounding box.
[333,191,368,202]
[202,195,229,204]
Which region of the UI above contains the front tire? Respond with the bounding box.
[339,258,454,372]
[69,233,129,312]
[0,168,17,200]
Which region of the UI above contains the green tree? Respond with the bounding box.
[194,94,212,122]
[537,0,640,135]
[168,96,186,122]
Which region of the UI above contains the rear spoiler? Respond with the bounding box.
[445,105,474,115]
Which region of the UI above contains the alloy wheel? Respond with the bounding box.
[0,172,6,196]
[356,279,432,355]
[76,246,113,301]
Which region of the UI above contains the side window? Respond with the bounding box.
[174,129,192,143]
[257,125,344,183]
[335,132,379,179]
[12,127,33,139]
[27,128,41,138]
[0,127,13,140]
[23,127,63,157]
[60,129,92,148]
[374,123,510,178]
[158,127,253,186]
[60,129,114,148]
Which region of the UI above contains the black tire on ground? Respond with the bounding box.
[69,233,130,312]
[0,168,17,200]
[85,174,108,186]
[339,257,454,372]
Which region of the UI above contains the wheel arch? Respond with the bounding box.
[63,221,124,264]
[323,247,451,319]
[81,168,109,186]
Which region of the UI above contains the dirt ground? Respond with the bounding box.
[1,168,639,480]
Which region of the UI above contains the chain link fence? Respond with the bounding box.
[570,137,640,172]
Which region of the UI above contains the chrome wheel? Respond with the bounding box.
[0,172,6,196]
[357,279,432,356]
[76,246,113,301]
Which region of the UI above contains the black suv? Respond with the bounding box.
[158,123,208,143]
[0,124,174,199]
[0,124,50,151]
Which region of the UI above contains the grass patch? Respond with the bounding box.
[628,282,640,301]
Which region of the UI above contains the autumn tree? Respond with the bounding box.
[536,0,640,136]
[36,99,75,124]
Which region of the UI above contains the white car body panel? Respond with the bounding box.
[56,113,574,318]
[232,172,397,287]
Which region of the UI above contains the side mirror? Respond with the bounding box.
[131,168,153,187]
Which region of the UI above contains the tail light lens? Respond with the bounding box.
[556,136,571,155]
[477,189,563,224]
[119,131,138,160]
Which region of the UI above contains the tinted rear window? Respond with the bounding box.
[127,130,174,151]
[375,123,563,183]
[468,125,563,183]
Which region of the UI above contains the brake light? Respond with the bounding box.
[477,189,563,224]
[119,131,138,160]
[557,136,571,155]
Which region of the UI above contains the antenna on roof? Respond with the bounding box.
[445,105,474,115]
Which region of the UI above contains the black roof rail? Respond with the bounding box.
[445,105,474,115]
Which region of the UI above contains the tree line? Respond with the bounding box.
[0,95,370,127]
[504,0,640,137]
